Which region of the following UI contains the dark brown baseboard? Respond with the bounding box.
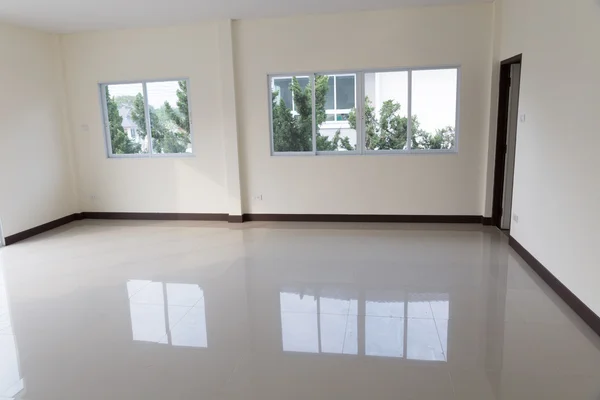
[81,212,228,221]
[228,215,244,223]
[4,212,491,246]
[4,213,83,246]
[243,214,484,224]
[509,236,600,337]
[482,217,493,226]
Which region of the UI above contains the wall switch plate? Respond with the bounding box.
[519,114,526,123]
[513,214,519,223]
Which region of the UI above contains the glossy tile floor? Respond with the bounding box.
[1,220,600,399]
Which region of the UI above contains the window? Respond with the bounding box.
[101,79,192,157]
[269,67,459,155]
[318,74,357,151]
[270,76,313,153]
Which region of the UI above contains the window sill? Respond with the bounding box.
[107,153,195,159]
[271,149,458,157]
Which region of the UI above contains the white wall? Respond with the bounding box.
[61,24,231,214]
[233,3,494,215]
[0,23,77,237]
[494,0,600,315]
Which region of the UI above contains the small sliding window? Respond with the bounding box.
[268,67,459,156]
[100,79,193,158]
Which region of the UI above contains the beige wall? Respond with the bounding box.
[0,23,77,237]
[61,24,230,214]
[233,3,494,215]
[493,0,600,315]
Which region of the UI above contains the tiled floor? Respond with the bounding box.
[0,220,599,399]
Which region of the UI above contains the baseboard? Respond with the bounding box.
[4,212,491,246]
[4,213,83,246]
[228,215,244,223]
[482,217,493,226]
[509,236,600,337]
[81,212,228,221]
[243,214,484,224]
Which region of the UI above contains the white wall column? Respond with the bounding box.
[217,20,243,219]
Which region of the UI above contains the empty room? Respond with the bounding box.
[0,0,599,398]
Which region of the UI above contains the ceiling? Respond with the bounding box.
[0,0,492,33]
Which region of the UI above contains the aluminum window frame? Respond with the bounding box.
[268,65,461,156]
[99,77,194,159]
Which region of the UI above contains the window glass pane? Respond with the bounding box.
[104,83,147,155]
[271,76,313,153]
[411,69,457,150]
[325,76,335,110]
[364,71,409,151]
[146,81,192,154]
[316,74,357,152]
[273,78,293,109]
[296,77,310,93]
[336,75,355,109]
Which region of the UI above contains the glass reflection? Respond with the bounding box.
[0,270,24,399]
[365,290,405,358]
[280,287,449,362]
[127,280,207,348]
[280,287,358,355]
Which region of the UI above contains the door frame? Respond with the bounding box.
[492,54,522,229]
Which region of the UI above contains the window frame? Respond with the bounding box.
[99,78,194,159]
[268,66,461,156]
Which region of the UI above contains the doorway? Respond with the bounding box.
[492,54,522,231]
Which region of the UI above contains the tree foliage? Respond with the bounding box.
[164,81,190,133]
[105,87,141,154]
[128,80,191,154]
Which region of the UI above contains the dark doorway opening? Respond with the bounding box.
[492,54,523,231]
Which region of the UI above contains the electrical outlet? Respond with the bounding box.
[253,195,263,201]
[513,214,519,223]
[90,194,98,202]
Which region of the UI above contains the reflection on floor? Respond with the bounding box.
[0,220,599,399]
[280,288,448,361]
[0,270,24,399]
[127,280,207,348]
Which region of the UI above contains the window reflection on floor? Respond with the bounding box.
[280,287,449,362]
[0,271,24,399]
[127,280,207,348]
[280,288,358,355]
[365,291,405,358]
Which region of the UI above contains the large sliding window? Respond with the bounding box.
[269,67,459,155]
[100,79,193,158]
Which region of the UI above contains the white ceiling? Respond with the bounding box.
[0,0,492,33]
